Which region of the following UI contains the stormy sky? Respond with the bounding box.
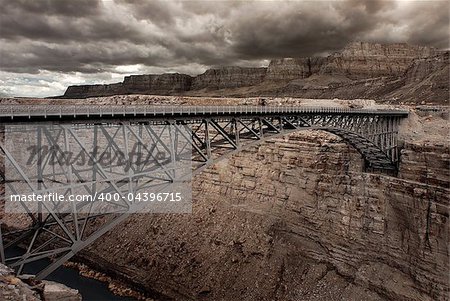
[0,0,448,97]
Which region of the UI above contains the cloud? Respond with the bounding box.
[0,0,448,97]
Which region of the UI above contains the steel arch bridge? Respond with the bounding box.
[0,105,408,279]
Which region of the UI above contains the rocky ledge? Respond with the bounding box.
[0,264,81,301]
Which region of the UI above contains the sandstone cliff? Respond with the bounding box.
[404,51,449,84]
[122,73,192,94]
[63,74,192,98]
[235,51,448,104]
[266,57,325,80]
[320,41,437,79]
[60,41,447,104]
[383,51,449,103]
[192,66,267,90]
[63,83,124,98]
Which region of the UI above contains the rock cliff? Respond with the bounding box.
[191,66,267,90]
[241,51,448,104]
[320,42,437,79]
[404,51,449,84]
[383,51,449,103]
[63,74,192,98]
[60,41,446,103]
[63,83,124,98]
[266,57,325,80]
[122,73,192,94]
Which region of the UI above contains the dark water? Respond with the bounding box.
[6,248,137,301]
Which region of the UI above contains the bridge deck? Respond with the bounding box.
[0,105,408,123]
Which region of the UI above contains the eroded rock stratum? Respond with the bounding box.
[0,96,447,300]
[61,42,449,104]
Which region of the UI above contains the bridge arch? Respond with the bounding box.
[188,126,395,177]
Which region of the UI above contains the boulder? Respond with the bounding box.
[42,280,82,301]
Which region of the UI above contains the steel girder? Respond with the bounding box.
[182,113,402,174]
[0,123,192,278]
[0,108,406,279]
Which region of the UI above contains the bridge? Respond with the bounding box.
[0,105,408,279]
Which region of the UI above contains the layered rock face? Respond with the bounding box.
[63,74,192,98]
[61,41,446,103]
[266,57,326,81]
[64,67,267,97]
[80,116,448,300]
[63,83,124,98]
[253,50,448,104]
[400,141,449,187]
[384,51,449,103]
[122,73,192,94]
[404,51,449,84]
[191,67,267,90]
[320,42,437,79]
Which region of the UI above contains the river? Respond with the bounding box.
[7,247,137,301]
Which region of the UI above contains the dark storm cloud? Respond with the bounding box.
[228,0,400,58]
[0,0,148,43]
[116,0,178,25]
[0,40,173,73]
[1,0,101,17]
[0,0,449,76]
[389,1,450,50]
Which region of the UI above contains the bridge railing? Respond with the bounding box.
[0,105,409,119]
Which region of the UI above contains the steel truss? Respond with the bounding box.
[0,106,407,279]
[184,113,403,173]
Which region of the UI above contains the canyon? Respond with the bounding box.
[61,42,449,104]
[1,96,446,301]
[73,102,447,301]
[1,0,449,299]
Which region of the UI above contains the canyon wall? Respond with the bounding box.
[63,67,267,97]
[61,42,447,103]
[266,57,325,80]
[64,83,124,98]
[384,51,449,104]
[192,67,267,90]
[403,51,449,84]
[79,111,448,301]
[122,73,193,94]
[63,74,192,98]
[265,42,436,82]
[320,42,437,79]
